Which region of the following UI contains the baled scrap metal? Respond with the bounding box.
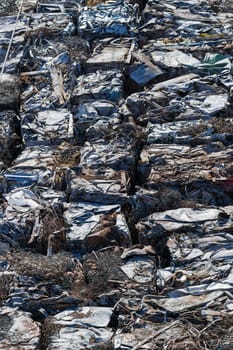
[78,0,139,39]
[21,33,85,72]
[64,201,131,252]
[73,100,121,140]
[22,12,77,38]
[2,188,42,246]
[2,188,66,252]
[137,206,233,234]
[21,109,73,146]
[141,0,227,42]
[72,70,124,104]
[79,137,136,174]
[123,90,170,122]
[84,119,139,144]
[124,80,229,126]
[36,0,81,14]
[136,206,233,277]
[6,144,76,190]
[138,143,233,186]
[146,117,233,145]
[20,73,67,113]
[0,15,28,73]
[20,50,77,110]
[72,137,135,201]
[69,173,130,204]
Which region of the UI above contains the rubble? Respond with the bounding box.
[0,0,233,349]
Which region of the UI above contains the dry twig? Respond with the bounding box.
[132,320,180,350]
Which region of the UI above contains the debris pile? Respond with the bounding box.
[0,0,233,349]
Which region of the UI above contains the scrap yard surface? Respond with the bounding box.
[0,0,233,349]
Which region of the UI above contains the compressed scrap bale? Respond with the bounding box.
[78,0,139,39]
[141,0,222,41]
[21,109,73,146]
[27,12,77,36]
[69,136,136,203]
[69,173,130,204]
[123,90,172,123]
[72,70,124,104]
[6,143,79,190]
[0,15,28,74]
[138,144,233,186]
[136,206,233,269]
[79,132,136,174]
[124,78,230,125]
[64,201,131,252]
[2,188,66,252]
[3,250,84,315]
[146,117,233,145]
[20,49,77,113]
[73,100,120,141]
[37,1,80,14]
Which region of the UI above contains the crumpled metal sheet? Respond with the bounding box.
[121,255,155,283]
[78,0,139,39]
[1,188,65,251]
[47,307,113,349]
[151,49,200,67]
[0,306,40,349]
[124,78,229,126]
[54,306,112,327]
[86,45,130,71]
[137,206,233,233]
[151,290,224,313]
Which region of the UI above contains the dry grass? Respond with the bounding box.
[83,248,127,298]
[0,273,15,305]
[6,250,78,287]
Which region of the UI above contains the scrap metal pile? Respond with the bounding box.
[0,0,233,349]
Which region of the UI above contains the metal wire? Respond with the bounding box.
[0,0,24,80]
